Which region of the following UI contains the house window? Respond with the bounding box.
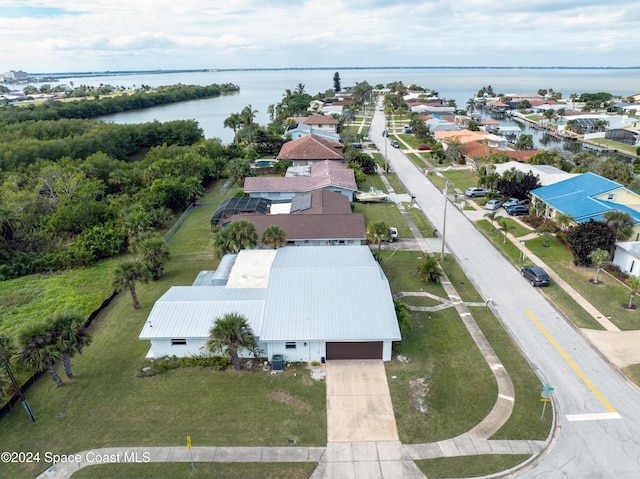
[285,342,297,349]
[607,193,615,200]
[171,338,187,346]
[631,261,635,273]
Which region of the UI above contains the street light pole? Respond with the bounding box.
[441,181,449,261]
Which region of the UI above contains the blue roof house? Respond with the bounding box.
[530,172,640,240]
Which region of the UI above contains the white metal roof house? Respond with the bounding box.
[139,246,401,362]
[613,242,640,276]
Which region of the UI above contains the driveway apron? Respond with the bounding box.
[326,360,398,442]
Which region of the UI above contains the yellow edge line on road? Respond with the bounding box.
[525,308,616,413]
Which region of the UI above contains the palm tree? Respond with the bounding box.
[50,312,91,379]
[229,220,258,251]
[212,227,236,259]
[136,234,169,281]
[267,104,275,122]
[498,218,516,244]
[466,98,476,113]
[536,223,555,248]
[15,323,64,387]
[416,253,442,284]
[484,211,499,233]
[206,313,257,371]
[603,210,633,241]
[588,249,610,284]
[627,275,640,309]
[262,225,287,249]
[555,212,574,231]
[112,259,151,309]
[223,112,242,144]
[366,221,391,261]
[295,83,306,95]
[241,105,258,144]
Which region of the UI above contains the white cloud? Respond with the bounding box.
[0,0,638,72]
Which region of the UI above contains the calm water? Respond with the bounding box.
[32,68,639,144]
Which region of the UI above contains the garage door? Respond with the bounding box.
[326,342,383,360]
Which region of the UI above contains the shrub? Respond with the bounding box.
[138,355,231,377]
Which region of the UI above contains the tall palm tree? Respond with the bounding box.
[206,313,257,371]
[295,83,305,95]
[483,211,499,233]
[15,323,64,387]
[262,225,287,249]
[223,112,242,144]
[627,275,640,309]
[50,312,91,379]
[241,105,258,144]
[466,98,477,113]
[366,221,391,261]
[498,218,516,244]
[589,249,610,284]
[267,104,275,122]
[112,259,151,309]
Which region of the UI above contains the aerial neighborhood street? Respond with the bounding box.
[370,105,640,477]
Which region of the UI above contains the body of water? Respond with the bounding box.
[29,68,639,145]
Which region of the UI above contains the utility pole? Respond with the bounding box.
[441,181,449,261]
[0,340,35,422]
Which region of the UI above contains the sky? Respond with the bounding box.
[1,0,639,73]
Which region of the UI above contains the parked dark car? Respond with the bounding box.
[506,204,530,216]
[417,145,431,150]
[521,266,550,287]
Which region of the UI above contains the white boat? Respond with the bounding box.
[355,187,390,203]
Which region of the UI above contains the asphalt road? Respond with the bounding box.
[371,108,640,477]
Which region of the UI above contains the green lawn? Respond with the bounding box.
[403,203,434,238]
[71,462,317,479]
[417,455,531,479]
[440,169,479,192]
[352,202,413,239]
[386,173,407,194]
[0,176,556,479]
[527,236,640,331]
[0,259,326,479]
[406,152,431,169]
[0,260,117,337]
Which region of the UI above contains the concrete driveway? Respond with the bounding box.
[326,360,399,443]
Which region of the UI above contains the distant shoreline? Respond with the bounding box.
[30,65,640,79]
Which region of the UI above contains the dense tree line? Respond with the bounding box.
[0,83,238,123]
[0,119,203,169]
[0,118,240,279]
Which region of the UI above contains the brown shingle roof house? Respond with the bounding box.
[244,160,357,201]
[276,134,343,165]
[224,189,366,246]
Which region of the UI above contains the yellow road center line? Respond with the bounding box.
[525,309,616,413]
